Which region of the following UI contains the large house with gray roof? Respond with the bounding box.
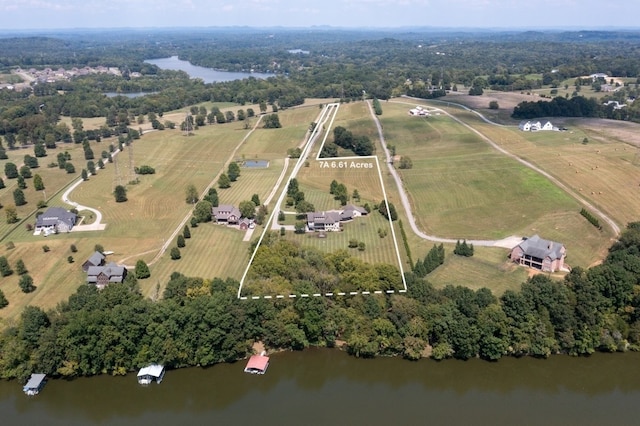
[86,262,127,289]
[212,204,241,224]
[509,235,566,273]
[35,207,77,234]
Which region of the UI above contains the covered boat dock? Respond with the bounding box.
[137,364,165,385]
[23,374,46,395]
[244,353,269,374]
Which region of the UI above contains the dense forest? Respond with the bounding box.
[2,223,640,381]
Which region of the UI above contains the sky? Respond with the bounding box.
[0,0,638,30]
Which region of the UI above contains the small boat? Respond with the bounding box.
[244,351,269,375]
[23,373,46,396]
[137,364,165,385]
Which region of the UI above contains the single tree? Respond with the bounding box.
[65,162,76,174]
[177,235,186,248]
[185,184,198,204]
[239,200,257,219]
[33,174,44,191]
[114,185,127,202]
[194,200,213,223]
[228,162,241,182]
[13,188,26,206]
[94,244,104,253]
[203,187,219,206]
[70,244,77,253]
[135,259,151,279]
[4,162,18,179]
[0,289,8,309]
[170,247,181,260]
[19,165,32,178]
[17,175,26,189]
[218,173,231,189]
[15,259,27,275]
[0,256,13,276]
[183,224,191,239]
[81,169,88,181]
[0,177,4,189]
[67,256,74,263]
[5,206,18,224]
[251,194,261,206]
[18,274,35,293]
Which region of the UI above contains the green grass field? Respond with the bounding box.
[379,102,583,240]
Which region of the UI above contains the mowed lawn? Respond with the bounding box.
[380,102,583,240]
[425,245,530,296]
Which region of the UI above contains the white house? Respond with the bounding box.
[409,106,429,116]
[519,120,554,132]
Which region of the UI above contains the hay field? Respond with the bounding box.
[459,111,640,229]
[380,102,581,239]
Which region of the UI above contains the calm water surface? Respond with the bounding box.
[144,56,272,83]
[2,348,640,425]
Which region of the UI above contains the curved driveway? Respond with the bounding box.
[62,177,106,231]
[367,99,620,249]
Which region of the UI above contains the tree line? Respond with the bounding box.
[3,222,640,380]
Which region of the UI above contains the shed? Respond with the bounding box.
[23,373,46,395]
[244,353,269,374]
[137,364,165,385]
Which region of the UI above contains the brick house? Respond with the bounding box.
[87,262,128,289]
[212,204,241,224]
[510,235,566,273]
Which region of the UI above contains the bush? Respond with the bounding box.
[135,165,155,175]
[70,244,77,253]
[67,256,74,263]
[42,245,50,253]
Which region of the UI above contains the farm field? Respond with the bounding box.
[381,102,581,239]
[0,105,314,317]
[449,107,640,229]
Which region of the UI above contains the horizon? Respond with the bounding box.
[0,0,638,31]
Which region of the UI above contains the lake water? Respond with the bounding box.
[2,348,640,425]
[144,56,272,83]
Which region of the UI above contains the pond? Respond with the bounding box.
[243,160,270,168]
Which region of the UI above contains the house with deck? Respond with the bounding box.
[35,207,77,234]
[87,262,128,289]
[212,204,241,224]
[510,235,566,273]
[306,211,342,232]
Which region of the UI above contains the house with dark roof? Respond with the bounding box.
[35,207,77,234]
[306,211,342,232]
[340,204,368,221]
[82,251,106,272]
[212,204,241,224]
[510,235,566,273]
[87,262,127,289]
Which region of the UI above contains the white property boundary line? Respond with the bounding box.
[237,102,408,299]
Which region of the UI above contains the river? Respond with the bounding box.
[2,348,639,425]
[144,56,272,83]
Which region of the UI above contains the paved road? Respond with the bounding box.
[61,177,107,231]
